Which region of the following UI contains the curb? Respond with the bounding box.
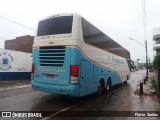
[0,84,31,92]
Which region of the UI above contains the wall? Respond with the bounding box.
[5,35,34,53]
[0,49,32,80]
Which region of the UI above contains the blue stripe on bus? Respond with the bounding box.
[31,81,80,96]
[0,72,31,80]
[70,47,122,85]
[69,47,122,96]
[32,46,122,97]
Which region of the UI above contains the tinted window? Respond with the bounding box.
[37,16,73,36]
[82,18,130,59]
[155,38,160,44]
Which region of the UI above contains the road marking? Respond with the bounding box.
[41,100,85,120]
[41,83,128,120]
[0,91,39,101]
[42,72,146,119]
[0,85,31,92]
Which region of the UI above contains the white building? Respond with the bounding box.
[0,49,32,80]
[153,27,160,53]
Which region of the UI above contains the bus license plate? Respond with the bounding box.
[46,75,54,79]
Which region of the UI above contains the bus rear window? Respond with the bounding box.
[37,16,73,36]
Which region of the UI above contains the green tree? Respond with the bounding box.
[131,65,136,69]
[153,53,160,69]
[148,63,153,69]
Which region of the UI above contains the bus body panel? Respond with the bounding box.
[32,47,124,97]
[31,13,130,97]
[81,42,130,83]
[31,80,80,96]
[33,47,71,86]
[80,60,94,96]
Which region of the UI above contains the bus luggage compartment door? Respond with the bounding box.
[80,60,93,96]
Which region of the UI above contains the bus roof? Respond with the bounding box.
[38,13,130,59]
[39,13,80,22]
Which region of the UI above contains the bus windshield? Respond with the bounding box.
[37,16,73,36]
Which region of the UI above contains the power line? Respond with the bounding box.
[0,15,36,31]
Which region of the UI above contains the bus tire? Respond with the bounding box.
[106,79,111,93]
[124,81,127,85]
[97,81,104,96]
[124,75,129,85]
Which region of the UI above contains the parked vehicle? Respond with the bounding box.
[31,13,131,97]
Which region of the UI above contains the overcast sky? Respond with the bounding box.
[0,0,159,62]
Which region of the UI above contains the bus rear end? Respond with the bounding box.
[31,14,81,96]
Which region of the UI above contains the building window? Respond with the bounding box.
[155,38,160,44]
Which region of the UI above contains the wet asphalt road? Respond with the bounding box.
[0,70,160,120]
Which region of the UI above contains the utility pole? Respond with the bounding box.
[129,38,148,79]
[145,40,148,80]
[157,56,160,95]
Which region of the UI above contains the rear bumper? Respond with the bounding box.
[31,80,80,97]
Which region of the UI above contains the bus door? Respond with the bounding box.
[80,60,93,96]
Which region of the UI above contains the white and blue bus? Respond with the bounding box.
[31,13,131,97]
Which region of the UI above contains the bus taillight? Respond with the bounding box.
[31,64,35,80]
[32,64,35,73]
[70,65,79,84]
[70,65,79,77]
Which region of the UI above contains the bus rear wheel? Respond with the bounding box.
[106,80,111,93]
[124,81,127,85]
[97,81,104,96]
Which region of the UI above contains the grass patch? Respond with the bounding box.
[150,76,157,90]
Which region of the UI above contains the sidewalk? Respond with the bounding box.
[134,71,156,95]
[0,79,31,91]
